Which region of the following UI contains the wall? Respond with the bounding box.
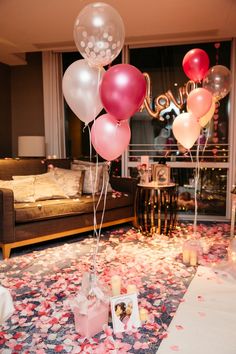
[0,63,11,157]
[11,52,44,156]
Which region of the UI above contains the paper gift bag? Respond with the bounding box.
[71,272,109,337]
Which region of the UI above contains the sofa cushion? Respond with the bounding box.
[14,193,133,223]
[13,172,70,200]
[0,178,35,203]
[71,160,112,194]
[47,167,85,197]
[33,175,69,201]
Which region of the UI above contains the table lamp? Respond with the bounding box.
[18,136,45,157]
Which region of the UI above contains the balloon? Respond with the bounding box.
[187,88,213,119]
[62,59,105,125]
[203,65,231,101]
[199,100,216,128]
[100,64,147,120]
[172,112,201,149]
[91,114,130,161]
[182,48,209,82]
[73,2,125,67]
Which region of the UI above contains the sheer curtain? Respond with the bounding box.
[42,51,66,158]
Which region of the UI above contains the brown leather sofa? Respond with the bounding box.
[0,158,137,259]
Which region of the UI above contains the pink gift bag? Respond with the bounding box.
[74,300,109,337]
[71,272,110,337]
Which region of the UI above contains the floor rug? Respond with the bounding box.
[0,223,230,353]
[157,266,236,354]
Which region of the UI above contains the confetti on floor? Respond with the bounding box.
[0,222,230,353]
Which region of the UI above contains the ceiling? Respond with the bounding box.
[1,0,236,66]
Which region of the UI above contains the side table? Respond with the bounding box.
[134,182,178,236]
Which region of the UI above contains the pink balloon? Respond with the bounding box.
[91,114,131,161]
[172,112,201,149]
[182,48,210,82]
[187,88,213,119]
[100,64,147,120]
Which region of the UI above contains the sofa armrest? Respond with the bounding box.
[109,176,138,197]
[0,188,15,243]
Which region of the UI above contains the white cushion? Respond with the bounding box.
[33,175,69,201]
[48,167,85,197]
[12,173,69,201]
[0,178,35,202]
[71,163,101,194]
[72,160,113,194]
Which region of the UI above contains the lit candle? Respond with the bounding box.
[126,284,137,294]
[139,307,148,322]
[111,275,121,296]
[189,249,198,266]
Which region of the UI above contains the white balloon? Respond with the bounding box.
[62,59,105,125]
[73,2,125,67]
[172,112,201,149]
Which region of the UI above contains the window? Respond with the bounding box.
[126,41,231,218]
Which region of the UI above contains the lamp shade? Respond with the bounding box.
[18,136,45,157]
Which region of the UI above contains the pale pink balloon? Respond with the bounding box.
[100,64,147,120]
[187,88,213,119]
[91,114,131,161]
[172,112,201,149]
[62,59,105,125]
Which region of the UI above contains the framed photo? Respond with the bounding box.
[110,293,141,333]
[151,164,170,185]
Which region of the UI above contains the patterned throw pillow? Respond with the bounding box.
[12,173,69,201]
[48,167,85,197]
[33,175,69,201]
[0,178,35,202]
[71,162,103,194]
[71,160,112,194]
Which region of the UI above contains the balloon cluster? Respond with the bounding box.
[62,2,147,161]
[173,48,231,149]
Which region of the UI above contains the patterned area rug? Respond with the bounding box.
[0,223,230,353]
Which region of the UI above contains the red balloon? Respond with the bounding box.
[182,49,210,82]
[100,64,146,120]
[91,114,131,161]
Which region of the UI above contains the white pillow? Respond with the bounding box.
[12,173,69,201]
[0,178,35,202]
[71,163,103,194]
[33,175,69,201]
[48,167,85,197]
[71,161,112,194]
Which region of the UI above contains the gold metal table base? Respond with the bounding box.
[134,183,178,236]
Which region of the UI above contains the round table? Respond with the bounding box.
[134,182,178,236]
